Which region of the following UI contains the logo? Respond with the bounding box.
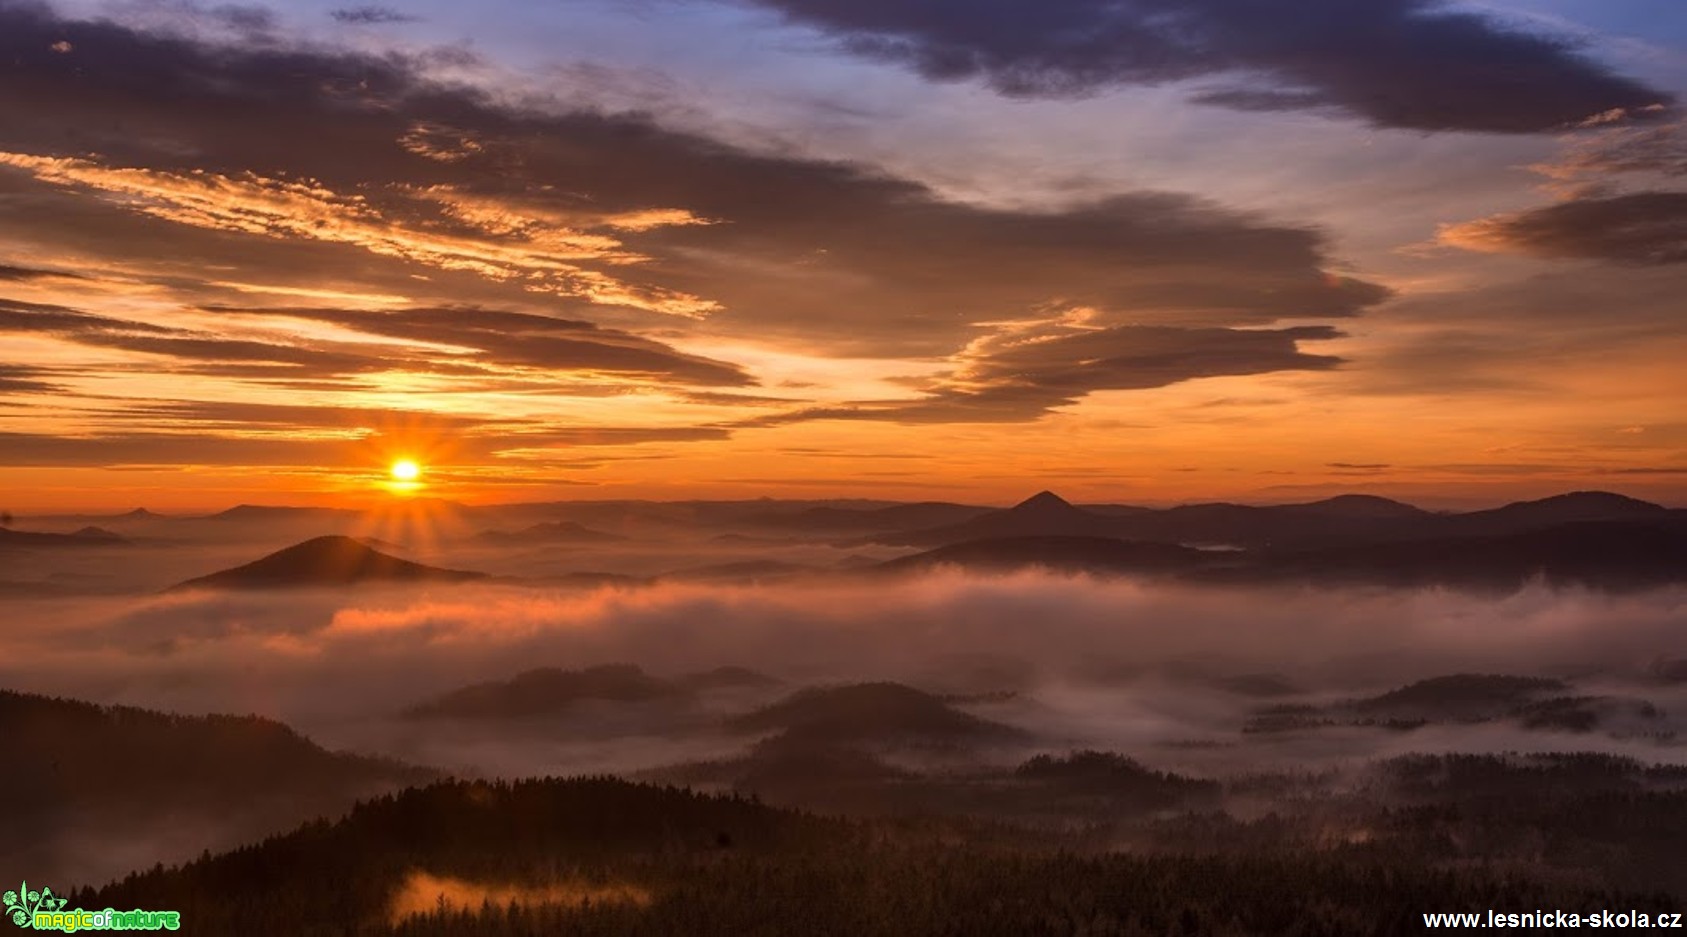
[4,883,179,933]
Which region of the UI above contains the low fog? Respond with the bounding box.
[4,572,1684,776]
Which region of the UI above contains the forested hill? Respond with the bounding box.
[84,776,1677,937]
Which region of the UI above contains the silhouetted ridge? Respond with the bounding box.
[730,682,1025,744]
[1453,491,1666,534]
[1356,674,1567,714]
[474,521,625,544]
[80,775,1675,936]
[406,664,684,719]
[874,491,1119,545]
[0,689,432,887]
[1282,494,1428,519]
[407,664,783,719]
[171,535,485,591]
[880,536,1206,575]
[0,526,131,548]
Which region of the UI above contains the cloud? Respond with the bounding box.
[0,3,1385,357]
[0,262,84,282]
[0,296,752,386]
[1441,192,1687,265]
[1529,121,1687,198]
[0,363,61,394]
[0,0,1391,448]
[330,6,420,25]
[729,0,1672,132]
[206,306,755,386]
[748,318,1345,423]
[0,151,716,318]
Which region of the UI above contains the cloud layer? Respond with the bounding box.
[734,0,1673,132]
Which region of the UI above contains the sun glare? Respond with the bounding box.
[390,459,421,482]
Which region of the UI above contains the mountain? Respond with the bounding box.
[1278,494,1430,520]
[0,689,432,887]
[405,664,782,720]
[878,536,1208,576]
[674,666,782,691]
[747,501,994,533]
[403,664,688,720]
[877,491,1122,546]
[1244,674,1666,736]
[473,521,625,545]
[1246,518,1687,591]
[1352,674,1568,721]
[1446,491,1666,536]
[873,489,1669,551]
[880,518,1687,592]
[658,559,816,582]
[200,504,359,522]
[728,682,1026,745]
[0,526,129,549]
[170,536,486,591]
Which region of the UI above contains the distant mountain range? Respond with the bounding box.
[0,525,127,549]
[472,521,626,545]
[171,535,486,591]
[11,488,1677,550]
[869,491,1687,591]
[32,488,1676,594]
[873,489,1675,550]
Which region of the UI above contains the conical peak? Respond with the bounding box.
[1012,490,1074,512]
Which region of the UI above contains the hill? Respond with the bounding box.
[0,689,432,887]
[0,526,129,549]
[170,536,486,591]
[405,664,782,720]
[473,521,625,545]
[747,501,993,532]
[873,489,1669,551]
[879,535,1207,576]
[405,665,684,719]
[876,518,1687,592]
[728,682,1026,746]
[875,491,1121,546]
[1246,519,1687,591]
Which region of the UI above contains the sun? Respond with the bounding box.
[390,459,421,482]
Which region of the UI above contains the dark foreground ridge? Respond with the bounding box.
[78,776,1679,937]
[0,689,433,886]
[170,535,487,591]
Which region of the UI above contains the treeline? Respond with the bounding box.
[80,777,1678,937]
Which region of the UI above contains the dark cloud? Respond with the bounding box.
[736,0,1672,132]
[0,262,83,282]
[0,296,752,386]
[1536,123,1687,195]
[0,363,60,393]
[1443,192,1687,265]
[206,306,755,386]
[748,324,1342,423]
[206,4,277,34]
[330,6,420,25]
[0,423,731,467]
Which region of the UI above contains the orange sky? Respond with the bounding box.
[0,2,1682,514]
